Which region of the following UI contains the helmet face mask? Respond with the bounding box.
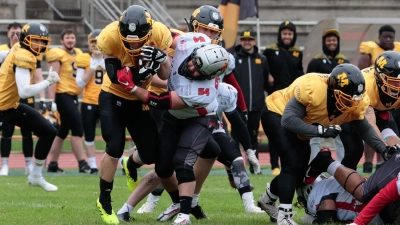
[374,51,400,99]
[118,6,153,56]
[178,44,229,80]
[328,63,365,113]
[296,174,327,209]
[88,29,102,54]
[189,5,223,44]
[20,23,51,55]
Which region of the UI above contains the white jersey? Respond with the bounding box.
[308,177,383,224]
[219,53,235,81]
[168,32,218,119]
[213,82,237,134]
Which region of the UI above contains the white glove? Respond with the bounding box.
[51,101,57,112]
[90,58,101,70]
[47,66,60,85]
[246,149,261,174]
[301,214,316,224]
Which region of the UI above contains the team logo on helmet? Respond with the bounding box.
[129,23,136,32]
[39,25,46,32]
[212,12,219,20]
[358,84,364,93]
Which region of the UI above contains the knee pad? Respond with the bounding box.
[200,139,221,159]
[155,164,174,178]
[175,168,195,185]
[105,147,123,159]
[382,128,397,141]
[230,157,244,170]
[84,141,95,146]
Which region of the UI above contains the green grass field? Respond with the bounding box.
[0,168,305,225]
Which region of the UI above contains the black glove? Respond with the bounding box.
[140,46,167,64]
[134,60,160,85]
[38,100,47,114]
[382,144,400,161]
[238,109,248,124]
[313,123,341,138]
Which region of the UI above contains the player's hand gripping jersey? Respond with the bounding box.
[167,32,218,119]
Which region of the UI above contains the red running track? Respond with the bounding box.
[5,151,375,169]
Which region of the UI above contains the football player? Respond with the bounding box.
[306,145,400,224]
[75,29,105,175]
[46,29,91,173]
[0,22,60,191]
[257,64,395,225]
[117,32,228,225]
[95,5,172,224]
[0,22,47,176]
[358,25,400,172]
[296,173,384,224]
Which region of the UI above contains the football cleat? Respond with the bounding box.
[79,161,91,173]
[242,192,264,213]
[172,213,191,225]
[137,193,160,214]
[90,168,99,175]
[277,207,298,225]
[28,175,58,192]
[121,157,139,192]
[157,203,180,221]
[190,204,208,219]
[116,212,134,222]
[305,148,333,184]
[47,163,65,173]
[272,168,281,176]
[96,198,119,224]
[0,166,9,176]
[258,183,278,222]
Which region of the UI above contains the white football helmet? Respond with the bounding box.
[179,44,229,80]
[296,173,327,208]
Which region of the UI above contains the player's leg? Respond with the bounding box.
[214,132,263,213]
[81,103,99,174]
[171,115,216,225]
[20,97,35,175]
[10,104,57,191]
[47,93,71,172]
[97,91,127,222]
[0,122,15,176]
[339,122,364,170]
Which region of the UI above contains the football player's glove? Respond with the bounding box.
[139,46,167,64]
[38,100,47,114]
[117,67,137,93]
[50,101,57,112]
[382,144,400,161]
[135,59,160,85]
[313,123,341,138]
[46,66,60,85]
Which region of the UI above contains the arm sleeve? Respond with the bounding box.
[350,118,387,154]
[75,67,86,88]
[15,66,50,98]
[225,109,252,150]
[0,50,10,63]
[306,59,319,73]
[281,97,319,137]
[223,73,247,111]
[354,178,400,225]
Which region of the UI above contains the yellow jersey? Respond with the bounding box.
[75,53,104,105]
[0,44,37,110]
[46,47,83,96]
[266,73,370,138]
[97,20,172,100]
[359,41,400,66]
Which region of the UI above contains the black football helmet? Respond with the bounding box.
[328,63,365,112]
[374,51,400,98]
[19,22,51,56]
[188,5,223,44]
[118,5,153,56]
[87,29,102,54]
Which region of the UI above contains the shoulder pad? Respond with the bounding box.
[359,41,376,54]
[46,48,63,63]
[15,48,37,70]
[0,44,10,51]
[148,21,172,51]
[75,53,91,68]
